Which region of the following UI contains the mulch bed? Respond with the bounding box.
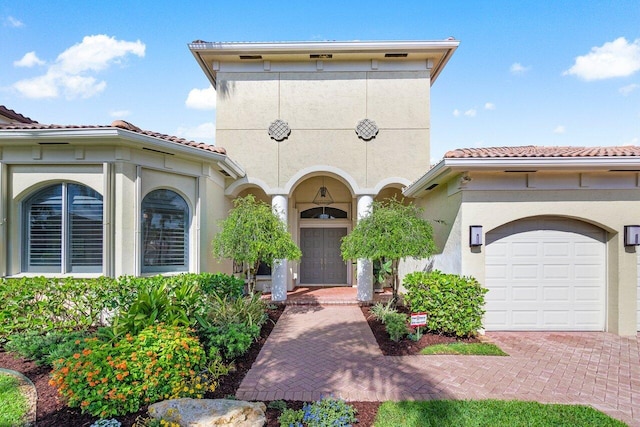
[361,305,479,356]
[0,303,478,426]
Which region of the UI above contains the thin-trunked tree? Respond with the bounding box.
[212,194,302,295]
[341,197,437,301]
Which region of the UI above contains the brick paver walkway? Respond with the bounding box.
[237,305,640,426]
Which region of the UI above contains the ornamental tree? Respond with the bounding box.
[340,197,436,301]
[212,194,302,294]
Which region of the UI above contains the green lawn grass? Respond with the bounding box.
[373,400,627,427]
[420,342,507,356]
[0,373,29,427]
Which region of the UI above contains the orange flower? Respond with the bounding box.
[116,374,123,381]
[81,400,89,407]
[82,348,92,356]
[73,353,81,359]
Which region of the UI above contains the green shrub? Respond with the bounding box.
[50,325,216,418]
[302,396,358,427]
[0,276,151,340]
[4,330,90,366]
[279,408,304,427]
[0,273,238,341]
[268,399,289,412]
[383,312,409,342]
[204,322,261,361]
[110,283,191,339]
[195,273,244,299]
[196,292,268,360]
[403,270,488,337]
[203,292,268,328]
[369,301,398,323]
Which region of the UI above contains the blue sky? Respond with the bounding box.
[1,1,639,161]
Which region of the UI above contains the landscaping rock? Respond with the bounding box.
[148,398,266,427]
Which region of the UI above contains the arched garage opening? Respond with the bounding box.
[484,216,606,331]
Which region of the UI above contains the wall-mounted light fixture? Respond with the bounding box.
[624,225,640,246]
[469,225,483,247]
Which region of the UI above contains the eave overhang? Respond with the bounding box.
[189,39,459,88]
[0,127,246,178]
[403,156,640,197]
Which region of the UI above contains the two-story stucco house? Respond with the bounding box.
[1,39,639,335]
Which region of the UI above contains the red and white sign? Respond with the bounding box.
[410,312,427,327]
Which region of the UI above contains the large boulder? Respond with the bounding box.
[148,398,266,427]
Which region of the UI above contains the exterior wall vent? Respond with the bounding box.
[385,53,408,58]
[143,147,174,156]
[239,55,262,60]
[310,54,332,59]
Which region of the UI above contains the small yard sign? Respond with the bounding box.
[410,312,427,327]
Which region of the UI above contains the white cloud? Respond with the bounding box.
[510,63,530,74]
[619,83,639,96]
[14,51,45,67]
[553,125,566,134]
[13,34,145,99]
[13,74,59,98]
[5,16,24,28]
[185,85,216,110]
[176,122,216,144]
[109,110,131,118]
[454,108,478,117]
[484,102,496,110]
[563,37,640,81]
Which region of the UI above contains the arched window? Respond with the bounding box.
[300,207,348,219]
[23,183,103,273]
[141,189,189,273]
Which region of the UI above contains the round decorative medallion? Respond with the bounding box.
[268,119,291,141]
[355,118,379,140]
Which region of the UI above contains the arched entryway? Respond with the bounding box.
[293,176,353,286]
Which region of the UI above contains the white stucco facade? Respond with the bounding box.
[2,39,639,334]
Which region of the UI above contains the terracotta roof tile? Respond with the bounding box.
[0,121,226,155]
[445,145,640,158]
[0,105,38,124]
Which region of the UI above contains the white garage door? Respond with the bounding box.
[485,217,606,331]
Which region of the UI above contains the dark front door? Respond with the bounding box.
[300,228,348,285]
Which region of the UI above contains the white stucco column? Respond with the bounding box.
[356,194,374,302]
[271,194,289,302]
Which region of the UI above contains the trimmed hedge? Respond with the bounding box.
[403,270,488,337]
[0,273,243,340]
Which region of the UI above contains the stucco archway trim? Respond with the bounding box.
[485,214,615,236]
[372,177,412,194]
[225,176,271,197]
[282,166,360,196]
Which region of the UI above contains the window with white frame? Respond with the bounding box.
[23,183,103,273]
[141,189,189,273]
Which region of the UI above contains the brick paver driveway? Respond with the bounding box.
[238,305,640,425]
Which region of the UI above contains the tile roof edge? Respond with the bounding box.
[0,121,226,155]
[0,105,38,124]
